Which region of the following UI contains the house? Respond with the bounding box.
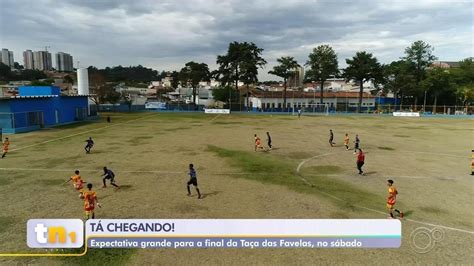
[245,91,376,112]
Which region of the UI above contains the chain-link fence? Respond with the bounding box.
[95,101,473,116]
[372,104,473,115]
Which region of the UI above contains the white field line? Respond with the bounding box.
[296,151,474,235]
[0,167,459,179]
[209,114,222,122]
[0,167,265,176]
[10,114,155,152]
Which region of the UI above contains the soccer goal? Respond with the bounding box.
[300,103,330,115]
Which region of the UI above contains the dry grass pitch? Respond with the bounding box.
[0,112,472,265]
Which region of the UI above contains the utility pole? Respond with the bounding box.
[423,90,427,113]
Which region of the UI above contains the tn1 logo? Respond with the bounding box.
[34,224,77,244]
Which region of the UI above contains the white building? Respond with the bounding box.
[161,76,173,87]
[245,91,376,111]
[23,50,34,69]
[1,48,14,68]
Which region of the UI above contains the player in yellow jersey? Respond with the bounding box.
[83,183,100,219]
[1,137,10,159]
[65,170,86,198]
[471,149,474,175]
[254,134,264,151]
[387,179,403,219]
[344,134,350,150]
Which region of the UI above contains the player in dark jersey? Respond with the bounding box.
[266,132,272,150]
[329,129,335,147]
[353,134,360,154]
[85,137,94,154]
[187,163,202,199]
[101,166,119,189]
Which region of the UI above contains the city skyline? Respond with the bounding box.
[0,0,472,80]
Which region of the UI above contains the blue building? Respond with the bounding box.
[0,86,90,133]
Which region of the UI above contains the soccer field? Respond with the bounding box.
[0,112,472,264]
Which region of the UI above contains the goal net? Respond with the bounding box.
[294,103,329,115]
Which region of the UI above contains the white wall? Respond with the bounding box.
[246,97,375,109]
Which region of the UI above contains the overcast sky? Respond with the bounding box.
[0,0,472,80]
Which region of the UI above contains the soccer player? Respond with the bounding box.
[387,179,403,219]
[344,133,350,150]
[471,149,474,175]
[298,109,302,118]
[254,134,264,151]
[356,149,365,175]
[266,132,272,150]
[67,170,86,198]
[1,137,10,159]
[83,183,101,219]
[187,163,202,199]
[101,167,120,189]
[329,129,335,147]
[353,134,360,154]
[84,137,94,154]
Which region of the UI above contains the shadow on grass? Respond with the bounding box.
[207,145,385,212]
[201,191,222,199]
[363,171,378,176]
[378,146,395,151]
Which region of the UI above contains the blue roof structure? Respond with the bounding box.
[0,86,90,133]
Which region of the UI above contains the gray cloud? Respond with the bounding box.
[0,0,472,80]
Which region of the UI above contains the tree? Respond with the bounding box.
[344,51,383,112]
[456,85,474,107]
[451,58,474,106]
[179,61,210,105]
[216,42,266,108]
[402,40,437,103]
[268,56,299,111]
[170,71,180,89]
[87,65,159,83]
[13,62,23,70]
[305,45,339,105]
[64,75,74,84]
[421,67,453,113]
[0,63,11,81]
[383,60,417,107]
[105,87,121,108]
[212,86,240,103]
[89,72,107,109]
